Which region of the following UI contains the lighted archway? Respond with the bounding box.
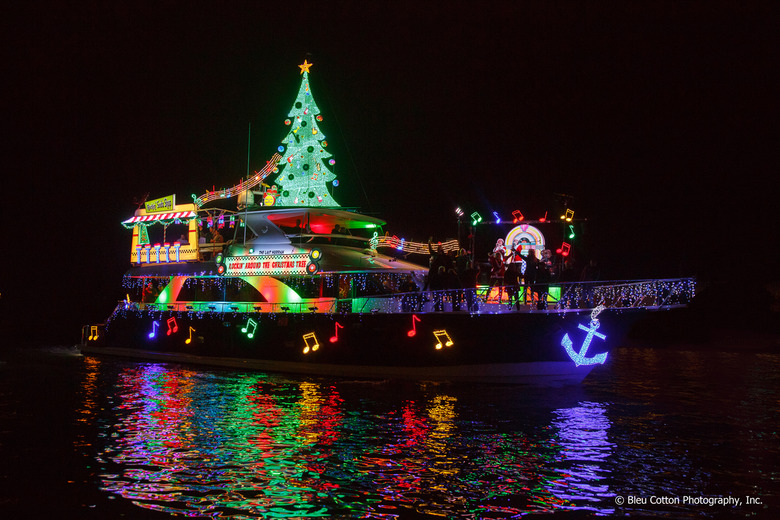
[239,276,303,303]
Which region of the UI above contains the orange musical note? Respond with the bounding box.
[329,322,344,343]
[185,326,196,345]
[166,317,179,335]
[88,325,99,341]
[407,315,421,337]
[539,211,548,223]
[303,332,319,354]
[512,210,524,223]
[433,329,454,350]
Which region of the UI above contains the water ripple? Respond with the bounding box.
[68,348,780,518]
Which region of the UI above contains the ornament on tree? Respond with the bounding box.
[263,186,278,206]
[272,61,340,207]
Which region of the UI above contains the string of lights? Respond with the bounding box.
[192,153,282,207]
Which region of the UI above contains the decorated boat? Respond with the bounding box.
[80,61,695,384]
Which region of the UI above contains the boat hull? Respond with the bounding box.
[81,307,645,384]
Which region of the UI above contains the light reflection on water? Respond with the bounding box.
[74,347,780,518]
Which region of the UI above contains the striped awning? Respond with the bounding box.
[122,211,197,225]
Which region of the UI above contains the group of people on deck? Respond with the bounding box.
[425,239,481,312]
[489,237,553,309]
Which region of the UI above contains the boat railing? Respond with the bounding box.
[556,277,696,310]
[113,277,695,318]
[341,277,695,314]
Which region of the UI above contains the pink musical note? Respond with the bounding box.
[166,317,179,335]
[329,322,344,343]
[407,315,421,337]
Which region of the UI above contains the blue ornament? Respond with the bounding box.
[277,145,284,152]
[332,180,339,187]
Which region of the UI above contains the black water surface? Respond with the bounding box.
[1,344,778,519]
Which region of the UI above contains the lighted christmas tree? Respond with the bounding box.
[271,60,339,207]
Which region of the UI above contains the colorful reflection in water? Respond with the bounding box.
[84,364,618,518]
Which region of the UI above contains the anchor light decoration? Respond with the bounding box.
[561,305,609,366]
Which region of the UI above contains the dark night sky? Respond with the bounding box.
[3,1,779,345]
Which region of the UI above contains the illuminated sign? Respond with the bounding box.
[505,224,545,259]
[145,195,176,214]
[222,253,314,276]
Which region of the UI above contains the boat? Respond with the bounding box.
[80,61,696,384]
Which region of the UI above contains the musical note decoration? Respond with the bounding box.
[539,211,547,223]
[303,332,319,354]
[329,322,344,343]
[88,325,99,341]
[148,321,159,339]
[512,210,524,223]
[433,330,454,350]
[561,208,574,222]
[166,317,179,335]
[185,326,196,345]
[407,315,421,337]
[556,242,571,257]
[561,306,608,366]
[241,318,258,339]
[493,211,501,224]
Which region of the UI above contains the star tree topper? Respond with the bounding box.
[298,60,313,74]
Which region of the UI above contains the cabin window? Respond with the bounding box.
[141,223,191,245]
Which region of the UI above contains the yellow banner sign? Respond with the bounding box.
[145,195,176,214]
